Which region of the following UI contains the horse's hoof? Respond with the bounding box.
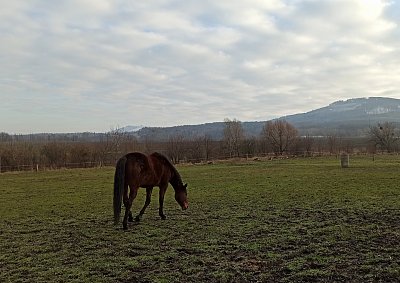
[135,216,141,222]
[160,215,167,220]
[128,217,134,222]
[123,226,128,230]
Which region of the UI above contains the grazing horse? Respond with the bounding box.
[113,152,188,230]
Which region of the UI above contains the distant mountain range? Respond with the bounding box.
[6,97,400,142]
[127,97,400,140]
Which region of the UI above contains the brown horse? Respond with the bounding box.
[113,152,188,230]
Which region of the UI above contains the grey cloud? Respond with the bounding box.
[1,0,399,133]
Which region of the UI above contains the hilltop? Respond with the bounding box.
[131,97,400,140]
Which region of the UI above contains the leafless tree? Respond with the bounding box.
[143,136,155,154]
[187,136,205,163]
[41,142,67,168]
[341,138,354,154]
[69,143,92,166]
[262,120,298,155]
[369,122,399,153]
[302,134,314,156]
[204,134,212,161]
[97,133,113,167]
[223,118,244,158]
[167,134,185,164]
[326,134,340,155]
[110,127,127,153]
[257,136,271,156]
[242,137,256,157]
[107,127,130,161]
[122,135,138,153]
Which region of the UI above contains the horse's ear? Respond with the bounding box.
[184,183,188,188]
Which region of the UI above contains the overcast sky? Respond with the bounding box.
[1,0,399,133]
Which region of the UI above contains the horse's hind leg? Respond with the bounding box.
[123,185,138,230]
[135,187,153,222]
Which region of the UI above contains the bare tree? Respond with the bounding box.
[326,134,341,155]
[302,134,314,156]
[204,134,212,161]
[96,133,113,167]
[187,136,204,163]
[143,136,155,154]
[369,122,399,153]
[262,120,298,155]
[41,142,67,168]
[257,135,271,156]
[242,137,256,157]
[341,139,354,154]
[167,134,185,164]
[69,143,92,166]
[223,118,244,158]
[121,135,138,153]
[108,127,128,160]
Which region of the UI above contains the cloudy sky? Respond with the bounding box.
[1,0,399,133]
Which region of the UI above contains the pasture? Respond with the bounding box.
[1,156,399,282]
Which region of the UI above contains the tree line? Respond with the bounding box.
[0,120,398,172]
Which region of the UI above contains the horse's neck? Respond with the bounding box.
[151,153,181,188]
[169,169,182,189]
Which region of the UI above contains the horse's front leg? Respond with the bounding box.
[158,184,167,220]
[135,187,153,222]
[123,185,138,230]
[128,211,134,222]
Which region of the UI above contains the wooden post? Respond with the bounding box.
[340,153,349,168]
[0,156,2,173]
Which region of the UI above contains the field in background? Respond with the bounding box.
[1,156,399,282]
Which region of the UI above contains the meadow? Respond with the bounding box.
[1,156,399,282]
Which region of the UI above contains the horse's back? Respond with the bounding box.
[123,152,149,180]
[124,152,171,187]
[124,152,171,166]
[149,152,172,167]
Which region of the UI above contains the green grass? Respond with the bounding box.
[1,156,400,282]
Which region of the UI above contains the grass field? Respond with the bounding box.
[1,156,400,282]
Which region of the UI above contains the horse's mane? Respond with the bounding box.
[151,152,183,185]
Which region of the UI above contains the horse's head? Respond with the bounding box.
[175,183,188,210]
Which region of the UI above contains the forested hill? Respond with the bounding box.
[283,97,400,136]
[133,97,400,140]
[134,121,264,141]
[4,97,400,142]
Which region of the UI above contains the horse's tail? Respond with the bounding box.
[113,156,127,225]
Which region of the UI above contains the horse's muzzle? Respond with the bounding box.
[182,202,189,210]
